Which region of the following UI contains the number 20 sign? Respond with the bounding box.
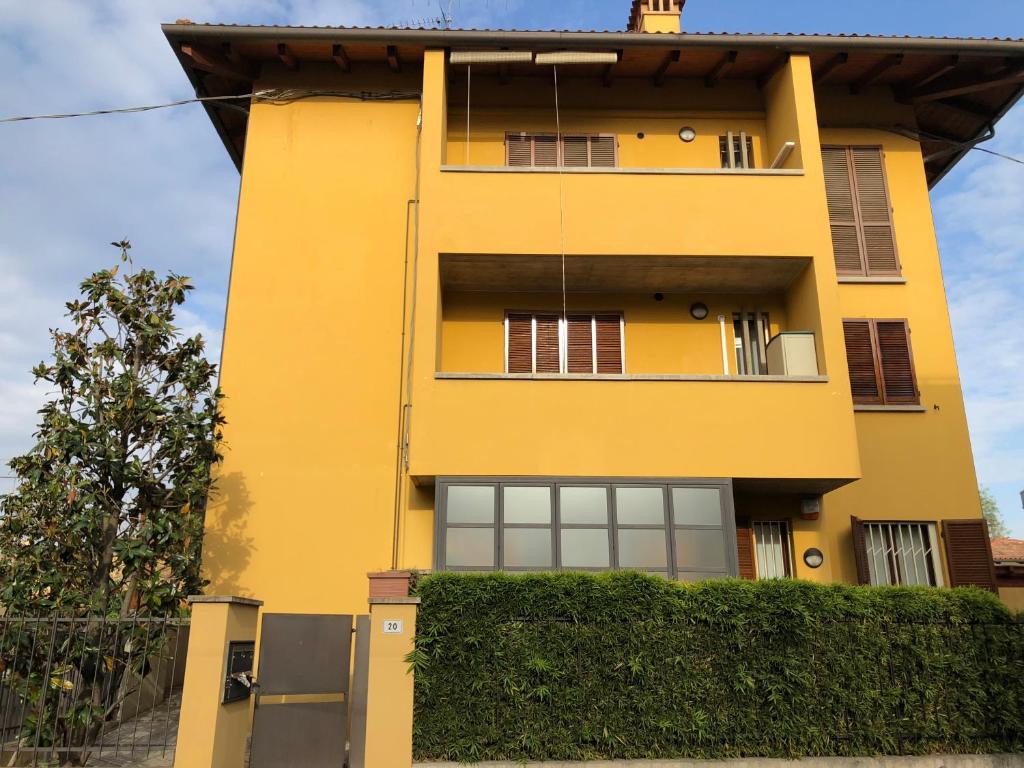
[382,619,403,634]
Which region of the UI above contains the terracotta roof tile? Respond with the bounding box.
[991,537,1024,562]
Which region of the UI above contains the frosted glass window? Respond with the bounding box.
[561,529,610,568]
[446,528,494,568]
[672,487,722,526]
[447,486,495,524]
[617,529,668,569]
[504,529,553,568]
[559,487,608,524]
[674,529,727,570]
[503,486,552,524]
[615,487,665,524]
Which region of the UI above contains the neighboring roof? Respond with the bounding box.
[991,537,1024,563]
[162,22,1024,183]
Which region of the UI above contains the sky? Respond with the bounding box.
[0,0,1022,535]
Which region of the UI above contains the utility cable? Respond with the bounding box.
[553,64,568,354]
[0,88,421,124]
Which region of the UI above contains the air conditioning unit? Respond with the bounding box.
[766,332,818,376]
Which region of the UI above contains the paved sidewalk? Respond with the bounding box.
[88,691,180,767]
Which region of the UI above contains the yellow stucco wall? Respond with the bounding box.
[205,51,985,614]
[814,87,983,585]
[440,291,786,374]
[204,65,421,613]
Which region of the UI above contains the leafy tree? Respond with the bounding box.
[0,243,223,763]
[980,485,1008,539]
[0,242,223,615]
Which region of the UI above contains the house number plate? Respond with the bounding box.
[382,619,403,634]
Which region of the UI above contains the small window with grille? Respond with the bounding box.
[863,522,942,586]
[719,132,755,169]
[753,521,793,578]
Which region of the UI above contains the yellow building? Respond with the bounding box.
[164,0,1024,615]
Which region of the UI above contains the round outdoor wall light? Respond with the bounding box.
[690,302,709,320]
[678,126,697,142]
[803,548,824,569]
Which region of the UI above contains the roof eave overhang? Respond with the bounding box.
[161,24,1024,57]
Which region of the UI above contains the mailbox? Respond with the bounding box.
[222,640,255,704]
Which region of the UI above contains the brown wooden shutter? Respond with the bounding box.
[506,134,532,167]
[566,314,593,373]
[534,314,561,373]
[506,313,533,373]
[851,516,871,585]
[736,518,756,580]
[823,147,864,274]
[533,135,558,167]
[852,147,899,275]
[595,314,623,373]
[590,136,616,167]
[562,136,589,167]
[876,320,918,404]
[943,519,998,592]
[842,320,882,404]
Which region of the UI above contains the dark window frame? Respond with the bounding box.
[434,476,738,580]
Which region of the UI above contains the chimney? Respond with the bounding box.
[628,0,684,34]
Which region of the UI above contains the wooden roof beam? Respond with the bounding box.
[705,50,738,88]
[938,96,994,119]
[652,49,681,87]
[180,44,256,81]
[757,53,789,90]
[850,53,903,94]
[276,43,298,70]
[813,52,848,84]
[602,50,623,88]
[387,45,401,73]
[910,64,1024,102]
[912,55,959,89]
[332,44,351,72]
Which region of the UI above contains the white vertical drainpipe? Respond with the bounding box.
[718,314,730,375]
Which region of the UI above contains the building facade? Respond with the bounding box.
[164,0,1023,615]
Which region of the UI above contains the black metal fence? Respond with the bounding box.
[0,616,189,766]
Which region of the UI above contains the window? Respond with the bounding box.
[506,133,617,168]
[505,312,624,374]
[856,521,942,587]
[842,319,918,405]
[733,312,771,375]
[436,478,738,580]
[719,132,755,169]
[753,521,793,578]
[822,146,899,276]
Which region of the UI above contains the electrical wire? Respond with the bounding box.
[0,88,421,124]
[553,64,568,342]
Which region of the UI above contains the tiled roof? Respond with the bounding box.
[991,537,1024,562]
[167,20,1024,42]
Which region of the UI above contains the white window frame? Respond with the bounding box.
[864,522,943,587]
[504,311,625,374]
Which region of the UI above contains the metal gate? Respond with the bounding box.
[250,614,354,768]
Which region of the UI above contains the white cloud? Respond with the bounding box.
[934,107,1024,535]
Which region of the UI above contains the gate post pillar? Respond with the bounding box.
[174,595,262,768]
[362,576,419,768]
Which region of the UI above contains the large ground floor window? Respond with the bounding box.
[435,477,738,580]
[863,521,942,587]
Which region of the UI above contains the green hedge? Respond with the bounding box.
[411,572,1023,762]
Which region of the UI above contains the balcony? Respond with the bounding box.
[408,254,861,489]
